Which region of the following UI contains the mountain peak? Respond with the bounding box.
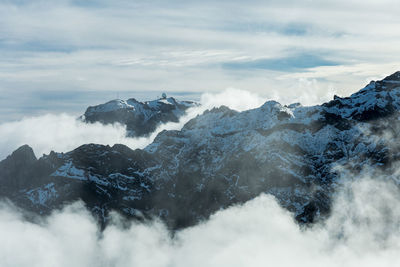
[383,71,400,82]
[10,145,37,163]
[0,145,37,182]
[83,96,199,137]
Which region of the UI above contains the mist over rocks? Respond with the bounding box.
[1,178,400,267]
[0,90,262,161]
[2,72,400,231]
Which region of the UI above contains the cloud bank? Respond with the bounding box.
[1,0,399,119]
[1,177,399,267]
[0,89,265,160]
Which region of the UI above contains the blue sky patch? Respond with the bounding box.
[222,53,339,72]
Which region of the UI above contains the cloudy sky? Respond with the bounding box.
[1,0,400,121]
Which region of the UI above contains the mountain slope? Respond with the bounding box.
[2,72,400,229]
[82,96,198,137]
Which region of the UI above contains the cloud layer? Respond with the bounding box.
[1,177,400,267]
[0,89,265,160]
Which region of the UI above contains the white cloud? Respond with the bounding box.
[0,89,265,160]
[0,113,146,160]
[1,177,400,267]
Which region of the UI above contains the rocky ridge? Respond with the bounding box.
[82,96,198,137]
[2,72,400,229]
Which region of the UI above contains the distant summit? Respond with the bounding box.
[82,96,199,137]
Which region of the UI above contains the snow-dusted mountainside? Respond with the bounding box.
[2,72,400,229]
[82,97,198,137]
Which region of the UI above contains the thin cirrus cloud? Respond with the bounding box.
[0,0,400,121]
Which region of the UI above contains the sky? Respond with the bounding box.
[1,0,400,121]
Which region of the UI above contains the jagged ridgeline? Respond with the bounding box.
[82,96,199,137]
[2,72,400,230]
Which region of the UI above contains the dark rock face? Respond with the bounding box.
[82,97,198,137]
[0,145,37,189]
[2,72,400,230]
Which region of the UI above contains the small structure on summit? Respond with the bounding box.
[162,92,167,99]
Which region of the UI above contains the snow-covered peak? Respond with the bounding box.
[383,71,400,82]
[85,99,135,115]
[147,97,175,107]
[321,72,400,121]
[260,100,282,110]
[83,96,199,137]
[85,96,197,116]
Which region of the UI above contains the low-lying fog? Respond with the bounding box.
[1,177,399,267]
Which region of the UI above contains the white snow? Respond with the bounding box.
[86,99,135,115]
[51,161,87,181]
[26,183,58,206]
